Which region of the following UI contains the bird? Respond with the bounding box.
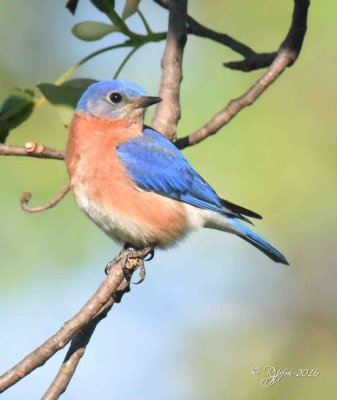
[65,79,288,266]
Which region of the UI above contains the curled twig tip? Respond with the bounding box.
[20,191,32,206]
[20,183,71,213]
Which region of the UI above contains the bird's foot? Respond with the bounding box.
[126,247,154,284]
[133,258,146,284]
[131,248,155,283]
[105,246,155,285]
[105,249,128,274]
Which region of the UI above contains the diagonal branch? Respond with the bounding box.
[20,183,71,213]
[174,0,309,149]
[174,48,299,149]
[186,15,256,61]
[0,142,64,160]
[41,274,132,400]
[151,0,188,140]
[41,308,108,400]
[0,248,152,394]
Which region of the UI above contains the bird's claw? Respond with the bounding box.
[105,247,155,284]
[132,249,154,283]
[144,249,155,261]
[105,256,119,275]
[132,259,146,284]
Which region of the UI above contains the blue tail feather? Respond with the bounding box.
[231,219,289,265]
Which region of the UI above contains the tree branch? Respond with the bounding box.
[154,0,309,72]
[0,248,152,394]
[153,0,262,62]
[41,308,107,400]
[174,48,298,149]
[20,183,71,213]
[186,14,257,61]
[41,275,131,400]
[151,0,188,140]
[174,0,309,149]
[224,0,309,71]
[0,142,64,160]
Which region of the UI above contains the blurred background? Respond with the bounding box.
[1,0,336,398]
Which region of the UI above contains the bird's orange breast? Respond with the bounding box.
[65,112,189,248]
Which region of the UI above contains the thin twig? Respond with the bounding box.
[154,0,309,72]
[0,248,152,394]
[20,183,71,213]
[151,0,188,140]
[137,9,153,34]
[0,143,64,160]
[54,42,133,86]
[224,0,309,71]
[186,14,256,60]
[186,14,277,71]
[153,0,260,61]
[175,48,297,149]
[113,46,140,79]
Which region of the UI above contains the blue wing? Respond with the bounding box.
[117,126,259,219]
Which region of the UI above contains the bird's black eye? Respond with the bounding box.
[109,92,122,103]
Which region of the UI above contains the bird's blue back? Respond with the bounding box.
[117,126,234,215]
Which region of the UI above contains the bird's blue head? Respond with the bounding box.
[76,80,161,120]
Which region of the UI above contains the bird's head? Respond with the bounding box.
[76,80,161,121]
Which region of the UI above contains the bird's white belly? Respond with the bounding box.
[74,183,157,247]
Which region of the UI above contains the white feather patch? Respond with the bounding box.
[74,183,156,247]
[184,203,238,234]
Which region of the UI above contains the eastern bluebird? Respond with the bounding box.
[66,80,288,265]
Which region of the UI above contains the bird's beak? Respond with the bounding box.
[138,96,162,108]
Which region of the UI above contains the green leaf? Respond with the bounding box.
[122,0,140,20]
[72,21,117,41]
[0,89,35,143]
[38,79,97,124]
[90,0,115,14]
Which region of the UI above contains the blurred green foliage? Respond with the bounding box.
[0,89,35,143]
[1,1,337,399]
[38,79,97,123]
